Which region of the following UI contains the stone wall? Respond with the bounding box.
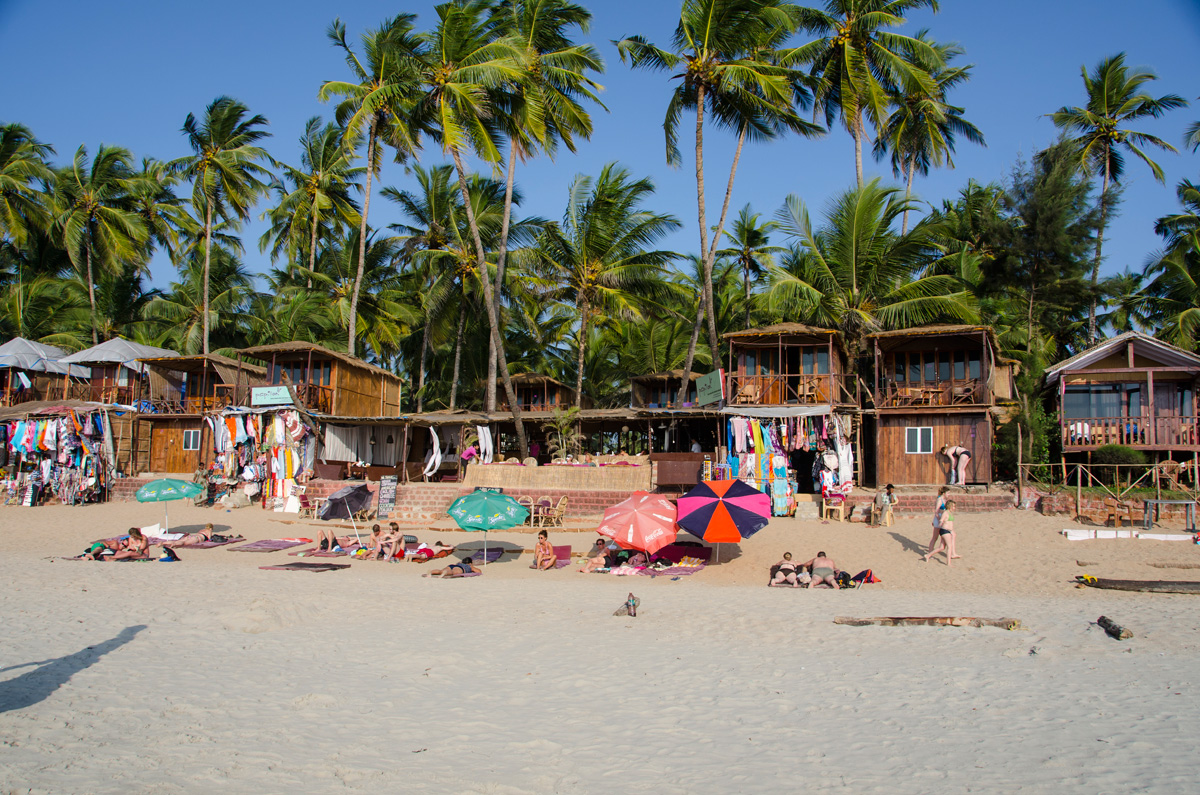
[1036,492,1195,527]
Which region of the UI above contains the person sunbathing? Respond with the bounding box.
[410,541,455,562]
[531,530,556,570]
[111,528,150,561]
[380,522,405,559]
[802,551,839,589]
[82,539,120,560]
[770,552,802,587]
[424,556,479,578]
[169,523,238,547]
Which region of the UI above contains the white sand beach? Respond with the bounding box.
[3,501,1200,793]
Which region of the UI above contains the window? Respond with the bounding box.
[908,355,921,383]
[938,352,952,382]
[893,355,905,383]
[905,426,933,454]
[968,351,981,380]
[923,356,935,383]
[953,352,966,381]
[182,429,201,451]
[815,348,830,375]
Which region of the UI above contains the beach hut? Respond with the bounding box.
[57,338,179,405]
[236,342,403,418]
[0,337,89,405]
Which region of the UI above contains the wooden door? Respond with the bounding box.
[149,421,201,474]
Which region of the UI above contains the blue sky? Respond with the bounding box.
[2,0,1198,294]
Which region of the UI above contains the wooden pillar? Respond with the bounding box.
[1147,370,1155,446]
[1076,463,1082,520]
[1016,421,1023,507]
[235,354,244,405]
[873,338,880,406]
[200,363,209,415]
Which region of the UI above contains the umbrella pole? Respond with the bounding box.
[164,503,169,535]
[350,513,362,547]
[713,542,719,565]
[483,531,488,567]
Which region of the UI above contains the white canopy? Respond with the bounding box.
[58,338,178,374]
[0,337,89,377]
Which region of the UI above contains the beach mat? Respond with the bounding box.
[229,539,307,553]
[553,545,572,569]
[639,563,706,577]
[259,562,351,573]
[165,536,245,549]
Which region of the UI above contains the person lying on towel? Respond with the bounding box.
[801,551,840,589]
[769,552,807,588]
[169,523,237,547]
[88,528,149,561]
[425,556,479,578]
[410,541,456,561]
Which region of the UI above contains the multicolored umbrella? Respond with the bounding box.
[597,491,678,554]
[676,479,770,544]
[135,478,205,533]
[447,490,530,564]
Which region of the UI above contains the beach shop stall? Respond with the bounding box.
[1,402,118,506]
[205,398,320,512]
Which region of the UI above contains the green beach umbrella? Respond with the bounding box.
[135,478,204,534]
[446,490,529,566]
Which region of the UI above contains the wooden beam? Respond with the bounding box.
[834,616,1022,629]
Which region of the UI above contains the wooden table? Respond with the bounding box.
[1141,499,1197,532]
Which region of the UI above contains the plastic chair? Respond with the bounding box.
[822,498,845,522]
[1103,498,1134,528]
[872,503,894,527]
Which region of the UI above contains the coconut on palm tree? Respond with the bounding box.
[1050,52,1187,345]
[617,0,823,406]
[260,117,363,287]
[171,96,272,354]
[798,0,941,188]
[483,0,604,410]
[53,144,149,345]
[872,31,984,234]
[320,15,427,352]
[534,162,679,407]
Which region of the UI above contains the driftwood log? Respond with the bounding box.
[1097,615,1133,640]
[834,616,1022,630]
[1076,576,1200,594]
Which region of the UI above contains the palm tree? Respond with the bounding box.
[260,117,364,286]
[765,178,976,353]
[53,145,148,345]
[320,15,426,353]
[129,158,194,265]
[483,0,604,410]
[535,163,680,406]
[0,123,54,250]
[798,0,941,187]
[1154,179,1200,252]
[872,31,984,233]
[1050,53,1187,345]
[414,0,532,454]
[1098,269,1151,335]
[617,0,823,405]
[171,96,272,354]
[1146,234,1200,350]
[716,204,784,328]
[145,243,256,354]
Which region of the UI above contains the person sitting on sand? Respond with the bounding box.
[770,552,802,587]
[381,522,405,559]
[365,524,388,559]
[317,524,340,553]
[923,499,961,566]
[579,539,617,573]
[425,556,480,578]
[111,528,150,561]
[802,551,839,589]
[531,530,556,570]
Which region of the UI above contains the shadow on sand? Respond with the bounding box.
[0,625,147,713]
[888,531,928,556]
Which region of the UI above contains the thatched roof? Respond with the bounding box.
[723,323,837,340]
[236,342,402,383]
[630,370,701,383]
[867,325,999,353]
[138,353,266,378]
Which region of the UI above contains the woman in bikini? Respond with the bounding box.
[924,486,951,557]
[111,528,150,560]
[941,443,971,485]
[531,530,556,570]
[802,551,839,589]
[425,556,479,578]
[924,499,961,565]
[770,552,802,587]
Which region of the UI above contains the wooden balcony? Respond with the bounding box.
[295,383,333,413]
[876,379,992,409]
[726,373,856,406]
[62,383,139,405]
[1061,415,1200,450]
[498,401,564,413]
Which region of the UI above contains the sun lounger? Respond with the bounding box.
[228,539,307,553]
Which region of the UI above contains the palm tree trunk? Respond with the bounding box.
[902,154,916,235]
[574,298,589,409]
[853,111,864,189]
[450,146,528,458]
[417,315,430,413]
[693,87,723,362]
[1027,266,1037,350]
[449,287,466,410]
[85,240,98,346]
[202,201,213,354]
[1089,158,1110,346]
[488,145,519,412]
[702,123,749,354]
[347,117,377,355]
[744,257,752,330]
[307,209,318,290]
[675,289,706,407]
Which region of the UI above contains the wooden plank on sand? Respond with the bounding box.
[1075,576,1200,594]
[834,616,1022,630]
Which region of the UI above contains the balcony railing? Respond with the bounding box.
[876,379,991,409]
[61,383,139,405]
[726,373,856,406]
[498,401,563,413]
[1061,415,1200,449]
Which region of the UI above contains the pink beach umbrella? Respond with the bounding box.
[597,491,678,554]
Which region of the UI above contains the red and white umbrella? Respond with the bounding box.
[597,491,678,554]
